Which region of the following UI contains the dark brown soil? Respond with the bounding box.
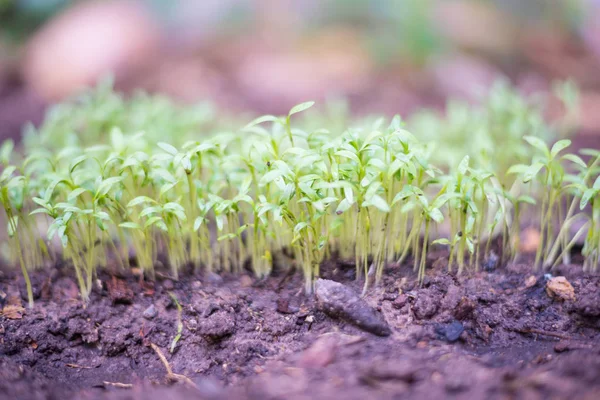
[1,252,599,400]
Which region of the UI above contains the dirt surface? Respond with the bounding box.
[1,250,599,400]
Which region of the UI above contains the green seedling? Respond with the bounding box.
[1,79,596,303]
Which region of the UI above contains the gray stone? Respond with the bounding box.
[314,279,391,336]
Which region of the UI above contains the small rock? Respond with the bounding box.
[191,281,203,290]
[162,279,174,290]
[413,293,439,320]
[314,279,391,336]
[276,298,298,314]
[524,275,537,289]
[381,292,398,302]
[143,304,157,320]
[1,305,25,320]
[107,277,134,304]
[199,311,235,341]
[392,294,408,310]
[364,360,419,383]
[202,303,220,318]
[482,251,499,271]
[554,341,570,353]
[240,275,253,287]
[435,321,464,343]
[546,276,576,301]
[453,297,476,320]
[187,318,198,332]
[299,335,337,368]
[206,272,223,285]
[520,227,541,253]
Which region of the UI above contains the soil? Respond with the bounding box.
[1,250,599,400]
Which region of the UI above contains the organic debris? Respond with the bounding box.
[546,276,576,301]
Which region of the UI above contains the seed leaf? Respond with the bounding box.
[157,142,178,156]
[550,139,571,158]
[288,101,315,117]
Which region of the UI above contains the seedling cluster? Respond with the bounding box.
[1,80,598,307]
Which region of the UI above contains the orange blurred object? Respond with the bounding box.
[22,0,160,101]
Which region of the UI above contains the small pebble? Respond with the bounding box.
[315,279,391,336]
[299,335,337,368]
[276,298,298,314]
[392,294,408,309]
[554,341,569,353]
[162,280,174,290]
[206,272,224,285]
[482,251,498,271]
[203,303,220,318]
[435,321,464,342]
[143,304,157,320]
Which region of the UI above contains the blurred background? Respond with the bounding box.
[1,0,600,143]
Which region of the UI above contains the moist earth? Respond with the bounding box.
[1,254,599,400]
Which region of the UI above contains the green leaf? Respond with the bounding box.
[97,176,123,196]
[216,215,224,231]
[67,188,87,202]
[457,155,470,175]
[140,206,161,218]
[127,196,156,208]
[47,221,59,241]
[334,149,359,163]
[30,208,52,216]
[193,216,205,231]
[428,208,444,223]
[294,222,310,234]
[466,238,474,254]
[94,211,111,221]
[159,182,178,197]
[157,142,178,156]
[69,155,88,174]
[110,127,124,150]
[580,148,600,157]
[144,216,164,229]
[550,139,571,158]
[516,195,536,205]
[0,165,16,182]
[0,139,14,164]
[523,136,550,157]
[336,198,352,214]
[32,197,50,209]
[523,162,545,183]
[506,164,528,176]
[363,194,390,212]
[391,185,416,205]
[593,175,600,191]
[561,154,587,169]
[288,101,315,117]
[243,115,281,130]
[259,169,283,186]
[432,238,451,246]
[7,216,18,237]
[191,142,216,154]
[58,225,68,248]
[163,202,186,214]
[237,224,248,235]
[580,188,596,209]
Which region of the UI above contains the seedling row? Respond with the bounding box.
[1,80,598,307]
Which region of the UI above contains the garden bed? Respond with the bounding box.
[1,253,599,400]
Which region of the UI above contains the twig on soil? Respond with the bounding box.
[514,328,571,340]
[65,363,93,369]
[150,342,197,389]
[102,381,133,389]
[169,292,183,353]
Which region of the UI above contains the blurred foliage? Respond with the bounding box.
[0,0,71,43]
[0,0,594,63]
